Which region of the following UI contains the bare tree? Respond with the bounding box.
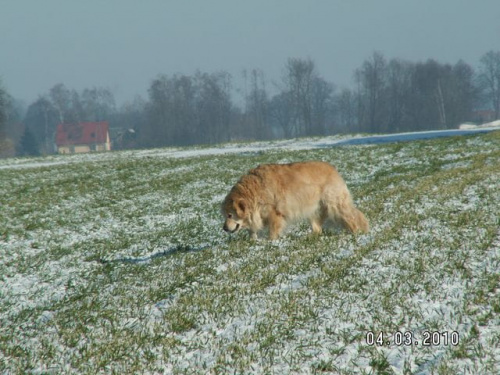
[283,58,316,136]
[310,76,335,135]
[478,50,500,119]
[410,59,474,130]
[269,91,293,138]
[243,69,271,140]
[409,60,449,130]
[386,59,413,132]
[145,72,234,147]
[82,87,116,122]
[0,81,13,157]
[355,52,387,132]
[195,71,233,144]
[0,81,6,138]
[49,83,74,124]
[449,60,477,127]
[24,96,58,154]
[336,88,358,132]
[145,75,171,147]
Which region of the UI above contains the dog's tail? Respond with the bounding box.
[325,186,369,234]
[338,205,369,233]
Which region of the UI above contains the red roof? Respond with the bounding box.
[56,122,109,146]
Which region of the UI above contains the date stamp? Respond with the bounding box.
[365,331,460,347]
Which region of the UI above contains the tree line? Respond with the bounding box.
[1,50,500,157]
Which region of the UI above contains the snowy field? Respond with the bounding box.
[1,130,499,374]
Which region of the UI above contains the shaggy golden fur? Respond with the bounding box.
[222,161,369,239]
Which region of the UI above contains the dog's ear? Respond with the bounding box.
[237,199,246,214]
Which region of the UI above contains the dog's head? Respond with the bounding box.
[221,197,248,234]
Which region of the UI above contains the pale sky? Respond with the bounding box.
[1,0,499,106]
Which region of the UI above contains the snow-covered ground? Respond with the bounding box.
[0,127,496,171]
[0,129,499,374]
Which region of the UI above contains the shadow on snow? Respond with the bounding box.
[98,244,209,265]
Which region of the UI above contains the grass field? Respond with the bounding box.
[1,131,499,374]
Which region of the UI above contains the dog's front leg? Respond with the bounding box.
[268,210,286,240]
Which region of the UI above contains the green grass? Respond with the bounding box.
[0,131,499,374]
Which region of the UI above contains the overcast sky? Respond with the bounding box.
[1,0,499,106]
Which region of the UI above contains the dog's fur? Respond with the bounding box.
[222,161,369,239]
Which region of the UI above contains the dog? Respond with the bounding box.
[222,161,369,240]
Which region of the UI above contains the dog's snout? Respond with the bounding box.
[223,224,229,232]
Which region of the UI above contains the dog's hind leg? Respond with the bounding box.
[310,205,327,234]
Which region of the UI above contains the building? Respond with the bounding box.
[471,110,496,124]
[56,122,111,154]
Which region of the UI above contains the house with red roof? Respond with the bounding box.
[56,122,111,154]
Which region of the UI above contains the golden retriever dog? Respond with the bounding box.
[222,161,369,240]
